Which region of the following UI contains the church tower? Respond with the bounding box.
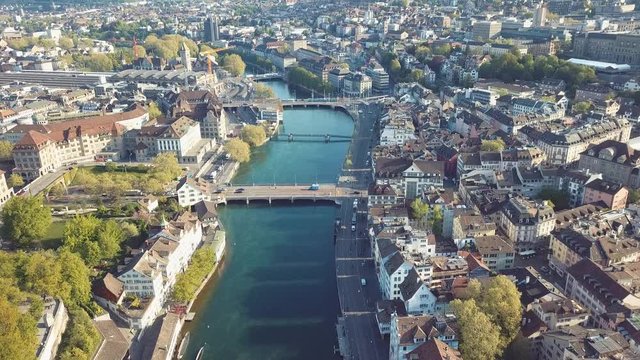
[180,42,192,72]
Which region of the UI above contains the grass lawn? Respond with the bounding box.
[74,164,151,184]
[38,221,67,249]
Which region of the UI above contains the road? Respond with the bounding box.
[215,184,363,203]
[334,100,387,360]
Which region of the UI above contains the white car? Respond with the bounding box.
[351,225,356,232]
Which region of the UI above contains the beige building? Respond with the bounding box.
[499,197,555,251]
[578,140,640,189]
[572,32,640,65]
[472,21,502,40]
[452,214,496,240]
[0,171,13,206]
[474,235,515,271]
[518,118,631,166]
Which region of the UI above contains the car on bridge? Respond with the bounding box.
[234,188,245,193]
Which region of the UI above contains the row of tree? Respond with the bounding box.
[0,248,98,360]
[171,245,216,303]
[143,34,198,61]
[286,66,333,94]
[478,53,597,96]
[223,125,268,163]
[409,198,444,236]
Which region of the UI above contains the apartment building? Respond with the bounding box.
[162,90,227,141]
[499,196,555,251]
[365,59,390,94]
[572,32,640,65]
[472,21,502,40]
[10,105,147,180]
[176,176,211,207]
[578,140,640,188]
[564,259,640,329]
[538,326,636,360]
[583,179,629,210]
[375,157,445,200]
[389,314,459,360]
[452,214,496,241]
[518,118,631,165]
[474,235,516,272]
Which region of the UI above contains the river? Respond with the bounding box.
[183,80,353,359]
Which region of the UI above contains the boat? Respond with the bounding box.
[195,346,205,360]
[177,332,190,359]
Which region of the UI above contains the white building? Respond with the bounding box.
[399,269,437,315]
[379,252,414,300]
[177,176,211,207]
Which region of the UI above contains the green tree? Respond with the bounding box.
[0,296,38,360]
[389,59,402,75]
[410,198,430,221]
[147,101,162,120]
[1,196,52,248]
[254,83,276,98]
[537,187,569,210]
[628,189,640,205]
[105,161,117,172]
[22,250,62,297]
[415,46,431,62]
[451,299,502,360]
[433,44,453,56]
[222,54,246,76]
[121,222,140,239]
[151,153,182,183]
[480,139,506,151]
[132,44,146,58]
[431,206,443,236]
[572,101,592,114]
[477,276,522,348]
[87,53,114,72]
[57,250,91,306]
[224,139,251,163]
[0,140,14,160]
[96,220,125,261]
[241,125,267,147]
[58,36,74,50]
[408,69,424,82]
[171,246,215,302]
[57,307,101,360]
[7,173,24,188]
[48,183,65,197]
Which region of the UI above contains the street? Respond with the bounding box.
[334,101,388,360]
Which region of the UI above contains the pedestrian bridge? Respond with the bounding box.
[213,184,366,205]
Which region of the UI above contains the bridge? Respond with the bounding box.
[222,96,389,110]
[246,72,283,80]
[271,133,352,143]
[213,184,366,205]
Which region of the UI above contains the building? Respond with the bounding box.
[538,325,636,360]
[530,295,589,331]
[572,32,640,65]
[35,298,69,360]
[518,118,631,165]
[583,179,628,210]
[203,16,220,42]
[399,269,438,315]
[472,21,502,40]
[577,140,640,189]
[452,214,497,241]
[10,105,148,180]
[176,176,211,207]
[179,43,192,72]
[343,72,372,97]
[389,314,458,360]
[162,90,227,141]
[533,1,548,27]
[499,196,555,251]
[366,59,390,94]
[0,171,14,206]
[565,259,640,329]
[474,235,515,271]
[380,252,415,300]
[375,157,445,199]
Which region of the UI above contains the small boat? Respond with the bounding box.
[177,332,190,359]
[195,345,205,360]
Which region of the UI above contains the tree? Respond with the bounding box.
[451,299,502,360]
[410,198,429,221]
[629,189,640,205]
[241,125,267,147]
[22,250,62,297]
[0,140,13,160]
[476,276,522,348]
[222,54,246,76]
[1,196,52,248]
[57,307,101,360]
[147,101,162,120]
[7,173,24,188]
[132,45,146,58]
[151,153,182,183]
[87,53,114,72]
[408,69,424,83]
[0,297,38,360]
[431,205,443,236]
[58,36,74,50]
[254,83,276,98]
[389,59,402,75]
[48,183,65,197]
[105,161,117,172]
[480,139,506,151]
[572,101,592,114]
[224,139,251,163]
[62,216,124,267]
[57,250,91,306]
[96,220,125,261]
[537,187,570,210]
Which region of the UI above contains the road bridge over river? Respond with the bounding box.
[214,184,366,205]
